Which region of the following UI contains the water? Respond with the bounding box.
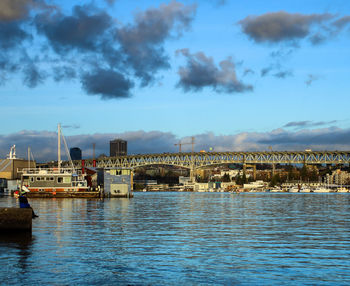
[1,192,350,285]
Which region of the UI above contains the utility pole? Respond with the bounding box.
[93,143,96,167]
[269,146,275,176]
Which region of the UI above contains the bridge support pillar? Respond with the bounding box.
[245,164,256,181]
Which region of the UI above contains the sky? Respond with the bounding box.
[1,0,350,162]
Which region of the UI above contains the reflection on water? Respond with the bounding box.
[1,193,350,285]
[0,232,34,284]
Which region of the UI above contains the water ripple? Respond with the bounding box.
[1,192,350,285]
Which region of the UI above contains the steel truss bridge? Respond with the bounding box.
[66,151,350,170]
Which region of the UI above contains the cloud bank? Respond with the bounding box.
[1,126,350,162]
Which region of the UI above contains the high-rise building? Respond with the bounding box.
[110,139,127,157]
[70,147,82,160]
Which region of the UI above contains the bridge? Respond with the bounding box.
[65,151,350,170]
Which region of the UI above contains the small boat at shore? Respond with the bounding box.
[300,187,312,192]
[337,187,348,193]
[269,187,282,192]
[313,187,332,193]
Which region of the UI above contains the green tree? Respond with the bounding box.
[300,165,308,181]
[242,172,247,184]
[269,174,281,187]
[222,173,231,182]
[235,174,242,185]
[309,168,318,182]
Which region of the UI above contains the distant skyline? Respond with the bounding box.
[1,0,350,162]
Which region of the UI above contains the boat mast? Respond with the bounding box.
[58,123,61,171]
[28,147,30,169]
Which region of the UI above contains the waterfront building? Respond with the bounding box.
[110,139,127,157]
[70,147,82,160]
[103,168,133,197]
[179,176,191,185]
[329,169,350,185]
[0,146,36,192]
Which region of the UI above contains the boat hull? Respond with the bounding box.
[27,191,101,198]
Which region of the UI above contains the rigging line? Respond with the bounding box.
[60,127,75,173]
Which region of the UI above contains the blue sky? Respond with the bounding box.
[1,0,350,161]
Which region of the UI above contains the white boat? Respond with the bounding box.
[313,187,332,193]
[270,187,282,192]
[300,187,311,192]
[288,187,299,193]
[337,187,348,193]
[21,167,90,193]
[20,124,93,197]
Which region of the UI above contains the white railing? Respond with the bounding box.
[20,167,83,175]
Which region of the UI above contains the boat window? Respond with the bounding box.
[31,177,34,182]
[50,177,54,181]
[37,177,41,181]
[58,177,63,183]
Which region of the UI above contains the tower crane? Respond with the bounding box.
[174,137,195,153]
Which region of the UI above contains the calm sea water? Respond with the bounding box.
[1,192,350,285]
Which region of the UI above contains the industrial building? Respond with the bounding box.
[0,147,36,192]
[0,159,36,180]
[110,139,127,157]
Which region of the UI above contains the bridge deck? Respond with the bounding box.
[62,151,350,169]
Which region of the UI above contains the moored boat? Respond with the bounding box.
[313,187,332,193]
[337,187,348,193]
[19,124,100,198]
[269,187,282,192]
[299,187,311,192]
[288,187,299,193]
[20,167,98,198]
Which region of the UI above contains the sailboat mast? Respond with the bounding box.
[58,123,61,171]
[28,147,30,169]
